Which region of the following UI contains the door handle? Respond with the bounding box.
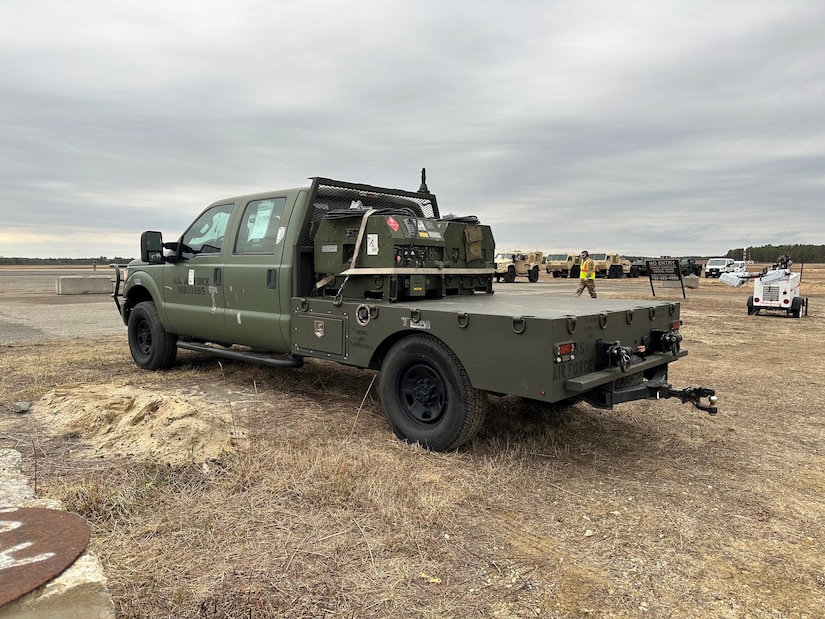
[213,268,222,286]
[267,269,277,290]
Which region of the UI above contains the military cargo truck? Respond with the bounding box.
[494,250,543,282]
[679,258,703,277]
[112,174,717,451]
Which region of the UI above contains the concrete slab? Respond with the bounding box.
[0,449,116,619]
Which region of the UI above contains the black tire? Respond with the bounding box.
[528,266,539,282]
[552,271,560,278]
[629,266,640,278]
[747,295,756,315]
[504,266,516,283]
[379,335,487,451]
[791,297,803,318]
[570,265,580,278]
[127,301,178,370]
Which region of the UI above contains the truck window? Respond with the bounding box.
[235,198,286,254]
[181,203,234,258]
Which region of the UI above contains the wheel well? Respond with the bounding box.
[370,331,448,372]
[123,286,154,323]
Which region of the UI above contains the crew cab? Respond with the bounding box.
[112,175,717,451]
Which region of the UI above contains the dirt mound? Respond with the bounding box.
[35,385,245,464]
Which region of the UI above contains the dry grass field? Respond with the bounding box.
[2,265,824,618]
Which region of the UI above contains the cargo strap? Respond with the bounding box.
[314,208,377,295]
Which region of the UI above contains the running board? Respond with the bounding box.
[176,341,304,368]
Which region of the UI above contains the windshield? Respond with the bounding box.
[706,259,729,267]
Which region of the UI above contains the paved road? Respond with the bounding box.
[0,269,125,345]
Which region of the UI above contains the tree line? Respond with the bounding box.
[0,256,134,265]
[725,244,825,263]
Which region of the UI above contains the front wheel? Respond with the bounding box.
[528,266,539,282]
[504,266,516,283]
[127,301,178,370]
[379,335,487,451]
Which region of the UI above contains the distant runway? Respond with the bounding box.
[0,268,125,345]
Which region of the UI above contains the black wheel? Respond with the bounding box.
[747,295,756,315]
[494,274,501,282]
[629,266,640,278]
[504,266,516,283]
[570,265,580,278]
[528,266,539,282]
[379,335,487,451]
[552,271,560,278]
[127,301,178,370]
[791,296,803,318]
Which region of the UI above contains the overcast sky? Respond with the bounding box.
[2,0,823,259]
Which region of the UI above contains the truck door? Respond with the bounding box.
[222,196,290,352]
[163,202,235,343]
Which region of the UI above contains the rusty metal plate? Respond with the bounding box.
[0,507,91,608]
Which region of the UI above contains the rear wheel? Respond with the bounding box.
[791,296,803,318]
[379,335,487,451]
[127,301,178,370]
[747,295,756,315]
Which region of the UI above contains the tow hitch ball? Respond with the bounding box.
[671,386,718,415]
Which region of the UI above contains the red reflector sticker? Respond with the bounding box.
[386,216,399,232]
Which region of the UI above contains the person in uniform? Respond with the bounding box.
[575,250,596,298]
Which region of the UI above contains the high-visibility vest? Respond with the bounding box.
[580,258,595,279]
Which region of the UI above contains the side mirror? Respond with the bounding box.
[140,231,165,264]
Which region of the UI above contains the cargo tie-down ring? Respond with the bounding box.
[512,316,527,334]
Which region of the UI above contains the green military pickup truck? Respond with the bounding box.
[112,175,716,451]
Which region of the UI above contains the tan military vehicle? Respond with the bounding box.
[494,250,543,283]
[570,252,631,278]
[544,252,579,278]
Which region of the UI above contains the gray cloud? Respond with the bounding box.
[1,0,823,258]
